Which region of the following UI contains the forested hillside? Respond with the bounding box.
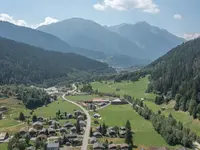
[147,38,200,118]
[0,37,115,86]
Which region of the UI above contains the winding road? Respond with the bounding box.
[62,84,91,150]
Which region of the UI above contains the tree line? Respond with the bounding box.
[0,85,50,109]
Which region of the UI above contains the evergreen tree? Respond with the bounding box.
[32,115,37,122]
[76,120,81,133]
[90,127,93,137]
[19,112,25,121]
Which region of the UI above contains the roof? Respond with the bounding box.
[92,98,109,102]
[47,143,59,148]
[28,128,37,133]
[94,113,101,117]
[109,144,117,148]
[20,127,28,132]
[149,147,170,150]
[93,142,105,149]
[90,136,97,142]
[32,121,43,126]
[93,132,102,136]
[112,98,122,102]
[120,143,129,148]
[0,132,8,140]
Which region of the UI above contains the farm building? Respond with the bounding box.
[111,99,128,105]
[47,142,59,150]
[0,132,9,141]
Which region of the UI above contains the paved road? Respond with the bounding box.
[62,93,91,150]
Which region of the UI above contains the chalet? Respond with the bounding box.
[120,127,126,130]
[70,126,76,134]
[90,137,97,144]
[93,142,105,150]
[120,144,129,150]
[108,130,117,137]
[32,121,43,130]
[109,144,117,150]
[0,106,7,112]
[28,128,37,137]
[67,114,73,119]
[47,142,59,150]
[79,120,86,127]
[37,116,44,122]
[119,130,126,138]
[60,127,67,133]
[37,134,47,140]
[93,132,102,138]
[93,113,101,118]
[77,115,84,121]
[74,110,82,116]
[72,138,82,146]
[0,132,9,141]
[63,122,74,129]
[111,98,124,105]
[19,127,28,136]
[39,128,46,135]
[48,128,56,136]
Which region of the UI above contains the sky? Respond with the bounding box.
[0,0,199,40]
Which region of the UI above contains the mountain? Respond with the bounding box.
[106,55,150,68]
[0,21,106,60]
[146,38,200,118]
[38,18,144,58]
[0,37,115,86]
[107,21,185,60]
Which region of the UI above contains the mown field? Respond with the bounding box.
[92,76,200,136]
[0,98,80,133]
[91,104,169,147]
[91,76,155,100]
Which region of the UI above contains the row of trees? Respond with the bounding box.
[131,98,197,148]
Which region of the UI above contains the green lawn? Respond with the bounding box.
[33,98,80,118]
[91,76,155,100]
[92,104,168,147]
[0,143,7,150]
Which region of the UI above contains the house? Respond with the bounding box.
[90,137,97,144]
[93,132,102,138]
[39,128,46,135]
[74,110,82,116]
[63,122,74,129]
[109,144,117,150]
[93,142,105,150]
[48,128,56,136]
[120,144,129,150]
[120,127,126,131]
[28,128,37,137]
[111,99,123,105]
[47,142,59,150]
[119,130,126,138]
[70,126,76,134]
[37,134,47,140]
[93,113,101,119]
[0,132,9,141]
[149,147,170,150]
[67,114,73,119]
[32,121,43,130]
[92,98,109,103]
[60,127,67,133]
[19,127,28,136]
[77,115,84,121]
[0,106,7,112]
[108,130,117,137]
[79,120,86,127]
[72,138,82,146]
[37,116,44,122]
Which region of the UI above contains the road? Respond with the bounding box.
[62,84,91,150]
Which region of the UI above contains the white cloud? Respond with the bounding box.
[34,17,58,28]
[94,3,106,11]
[0,13,28,27]
[173,14,182,20]
[0,13,58,29]
[183,33,200,41]
[93,0,160,13]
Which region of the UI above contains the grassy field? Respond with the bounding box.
[0,98,80,133]
[91,76,155,100]
[91,104,168,147]
[0,143,7,150]
[92,76,200,136]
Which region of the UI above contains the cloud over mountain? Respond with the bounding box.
[0,13,58,28]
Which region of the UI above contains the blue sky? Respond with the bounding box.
[0,0,199,40]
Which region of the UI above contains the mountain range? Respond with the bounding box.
[0,18,185,67]
[38,18,184,61]
[0,37,115,86]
